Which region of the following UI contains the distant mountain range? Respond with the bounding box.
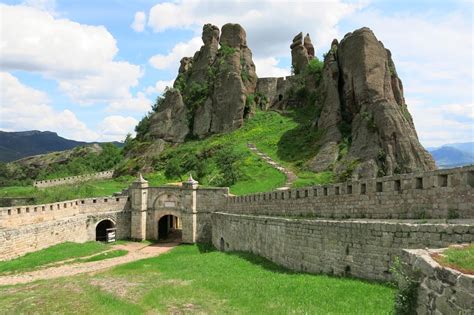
[0,130,122,162]
[428,142,474,168]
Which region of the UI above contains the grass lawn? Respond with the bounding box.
[0,245,395,314]
[433,244,474,274]
[0,242,111,274]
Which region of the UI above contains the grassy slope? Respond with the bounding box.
[434,244,474,273]
[0,245,395,314]
[0,109,333,203]
[0,242,111,274]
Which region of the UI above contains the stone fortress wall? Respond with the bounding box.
[402,248,473,314]
[1,166,472,296]
[225,165,474,219]
[0,196,130,261]
[33,170,114,188]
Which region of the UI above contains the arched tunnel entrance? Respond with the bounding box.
[158,215,182,242]
[95,219,115,241]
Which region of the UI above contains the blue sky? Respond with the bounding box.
[0,0,472,147]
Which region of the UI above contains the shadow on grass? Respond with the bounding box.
[276,105,323,164]
[196,243,294,274]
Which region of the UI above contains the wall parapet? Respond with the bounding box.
[402,247,474,314]
[226,165,474,219]
[0,195,130,228]
[33,170,114,188]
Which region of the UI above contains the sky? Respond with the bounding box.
[0,0,472,147]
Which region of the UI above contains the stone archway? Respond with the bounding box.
[157,214,182,242]
[95,219,115,241]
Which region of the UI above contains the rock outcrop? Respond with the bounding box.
[291,32,315,74]
[149,23,257,144]
[307,27,435,178]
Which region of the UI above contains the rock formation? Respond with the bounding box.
[290,32,315,74]
[307,27,436,178]
[149,23,257,144]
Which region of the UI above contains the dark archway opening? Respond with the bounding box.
[278,94,283,101]
[96,219,114,242]
[158,215,182,242]
[220,237,225,251]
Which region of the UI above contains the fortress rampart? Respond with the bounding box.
[211,213,473,281]
[33,170,114,188]
[225,165,474,219]
[1,166,473,287]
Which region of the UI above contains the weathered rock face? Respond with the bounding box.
[149,23,257,143]
[308,27,435,178]
[149,89,189,143]
[291,32,316,75]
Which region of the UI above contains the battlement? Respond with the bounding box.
[0,195,130,228]
[33,170,114,188]
[227,165,474,219]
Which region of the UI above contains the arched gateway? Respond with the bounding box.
[128,174,227,243]
[95,219,115,241]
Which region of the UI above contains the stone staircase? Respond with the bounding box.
[247,143,297,189]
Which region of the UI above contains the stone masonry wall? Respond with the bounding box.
[0,196,130,261]
[402,248,474,314]
[0,196,130,228]
[212,212,474,281]
[33,170,114,188]
[0,210,130,261]
[226,165,474,219]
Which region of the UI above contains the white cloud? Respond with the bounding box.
[107,91,151,112]
[0,72,99,141]
[408,99,474,147]
[22,0,56,14]
[131,11,146,32]
[254,57,290,78]
[145,80,175,95]
[147,0,367,59]
[0,4,146,111]
[149,37,202,70]
[97,115,138,142]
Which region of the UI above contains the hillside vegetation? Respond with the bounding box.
[119,107,334,193]
[0,143,123,187]
[0,108,335,204]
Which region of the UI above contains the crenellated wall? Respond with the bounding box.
[33,170,114,188]
[0,196,130,228]
[226,165,474,219]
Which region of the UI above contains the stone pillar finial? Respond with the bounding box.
[183,174,199,189]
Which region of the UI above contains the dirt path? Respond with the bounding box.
[247,143,297,188]
[0,242,178,286]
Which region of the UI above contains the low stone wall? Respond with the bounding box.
[226,165,474,219]
[33,170,114,188]
[402,248,474,314]
[212,212,474,281]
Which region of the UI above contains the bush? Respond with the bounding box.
[305,58,324,84]
[390,257,420,315]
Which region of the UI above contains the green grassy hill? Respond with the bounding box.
[0,108,334,204]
